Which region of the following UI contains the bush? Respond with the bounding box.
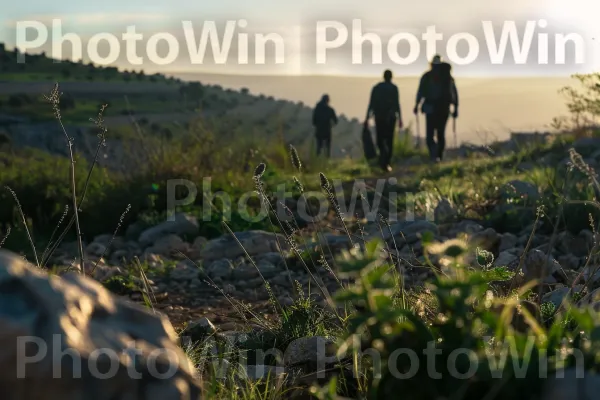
[554,73,600,132]
[59,94,76,110]
[160,127,172,139]
[7,95,22,107]
[331,232,595,399]
[0,131,10,147]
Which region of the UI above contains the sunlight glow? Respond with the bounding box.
[546,0,600,72]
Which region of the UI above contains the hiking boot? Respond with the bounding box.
[380,163,392,172]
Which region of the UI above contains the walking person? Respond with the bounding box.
[414,55,459,162]
[312,94,338,158]
[364,69,403,172]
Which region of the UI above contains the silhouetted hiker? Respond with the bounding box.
[364,69,403,172]
[312,94,338,157]
[414,55,459,162]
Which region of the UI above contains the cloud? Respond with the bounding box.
[4,14,61,28]
[4,12,163,28]
[70,13,164,24]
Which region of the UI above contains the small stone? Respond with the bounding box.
[232,264,259,280]
[469,228,501,252]
[542,285,584,309]
[257,260,278,279]
[206,259,234,280]
[278,297,294,307]
[223,284,236,295]
[271,273,293,288]
[449,220,484,236]
[255,252,285,267]
[388,220,439,244]
[201,231,288,263]
[284,336,338,366]
[244,277,265,290]
[509,249,562,285]
[557,254,580,271]
[138,213,199,247]
[434,198,457,224]
[185,317,217,342]
[500,180,540,201]
[150,234,189,256]
[493,251,518,267]
[241,365,285,381]
[499,233,518,252]
[188,236,208,259]
[541,368,600,400]
[86,242,108,257]
[559,230,593,257]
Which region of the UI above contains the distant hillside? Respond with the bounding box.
[0,44,366,167]
[171,72,573,145]
[0,43,175,84]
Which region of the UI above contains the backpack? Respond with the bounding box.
[424,63,454,105]
[313,101,331,128]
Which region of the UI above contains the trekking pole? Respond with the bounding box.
[415,114,421,149]
[452,117,457,148]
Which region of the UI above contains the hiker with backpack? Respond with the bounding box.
[413,55,459,162]
[312,94,338,158]
[364,69,403,172]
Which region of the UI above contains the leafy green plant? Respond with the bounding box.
[331,231,600,399]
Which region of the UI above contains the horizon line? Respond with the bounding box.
[166,70,576,79]
[2,44,580,80]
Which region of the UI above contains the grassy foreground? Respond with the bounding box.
[164,135,600,399]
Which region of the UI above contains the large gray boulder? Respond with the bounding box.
[0,249,201,399]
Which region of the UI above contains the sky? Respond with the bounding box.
[2,0,600,77]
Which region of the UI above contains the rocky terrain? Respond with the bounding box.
[45,160,600,332]
[3,133,600,398]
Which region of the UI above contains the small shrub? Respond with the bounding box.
[7,95,22,107]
